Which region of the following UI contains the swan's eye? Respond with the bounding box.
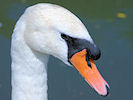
[61,33,101,61]
[61,34,69,41]
[61,33,75,44]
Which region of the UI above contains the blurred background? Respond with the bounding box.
[0,0,133,100]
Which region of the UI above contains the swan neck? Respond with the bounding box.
[11,15,49,100]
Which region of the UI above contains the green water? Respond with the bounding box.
[0,0,133,100]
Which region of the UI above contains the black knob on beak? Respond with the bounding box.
[87,44,101,60]
[61,33,101,60]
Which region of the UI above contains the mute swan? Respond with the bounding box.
[11,3,110,100]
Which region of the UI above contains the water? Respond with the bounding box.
[0,0,133,100]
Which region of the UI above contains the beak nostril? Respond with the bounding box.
[86,55,92,68]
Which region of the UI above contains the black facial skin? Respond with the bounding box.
[61,34,110,96]
[61,33,101,61]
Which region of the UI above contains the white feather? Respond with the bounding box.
[11,3,93,100]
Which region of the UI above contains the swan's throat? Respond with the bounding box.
[11,36,49,100]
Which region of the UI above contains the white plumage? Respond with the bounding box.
[11,3,93,100]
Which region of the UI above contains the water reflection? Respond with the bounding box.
[0,0,133,100]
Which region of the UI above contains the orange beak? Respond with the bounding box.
[69,49,110,96]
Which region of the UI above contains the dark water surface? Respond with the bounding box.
[0,0,133,100]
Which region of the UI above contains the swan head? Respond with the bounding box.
[23,3,109,96]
